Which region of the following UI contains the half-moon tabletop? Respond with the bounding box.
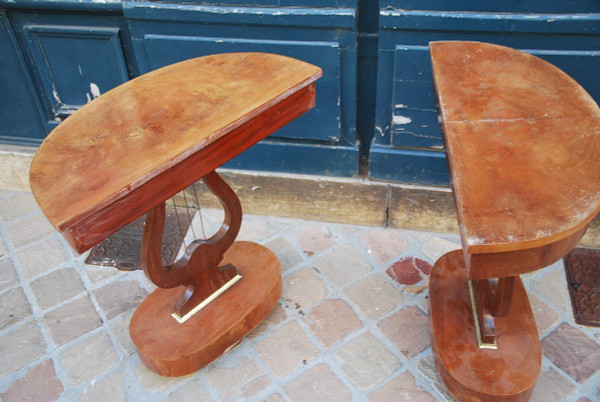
[431,41,600,261]
[29,53,322,253]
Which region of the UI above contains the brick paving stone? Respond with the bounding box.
[0,258,19,292]
[264,393,286,402]
[0,321,46,376]
[0,192,38,222]
[6,213,55,249]
[386,257,431,285]
[0,236,7,258]
[530,367,575,402]
[529,293,560,334]
[314,244,372,287]
[283,363,352,401]
[80,371,126,402]
[166,378,212,401]
[30,267,85,309]
[360,228,407,265]
[542,323,600,383]
[282,267,327,311]
[337,224,361,235]
[344,274,403,319]
[403,282,429,295]
[200,207,224,228]
[334,332,401,391]
[297,224,336,256]
[247,303,287,339]
[0,287,31,329]
[421,237,461,262]
[242,375,271,398]
[1,359,63,402]
[417,294,430,314]
[17,238,67,279]
[378,306,430,358]
[304,298,362,348]
[265,237,303,272]
[368,371,436,401]
[417,355,454,402]
[43,295,102,346]
[134,362,190,393]
[92,279,148,320]
[237,218,277,242]
[109,310,136,355]
[205,357,270,400]
[60,331,119,387]
[254,321,319,378]
[532,270,570,313]
[85,265,122,283]
[403,231,429,242]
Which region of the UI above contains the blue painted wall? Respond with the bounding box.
[1,1,599,183]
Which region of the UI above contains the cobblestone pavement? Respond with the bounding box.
[1,190,599,401]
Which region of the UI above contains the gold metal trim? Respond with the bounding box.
[468,279,498,350]
[171,274,243,324]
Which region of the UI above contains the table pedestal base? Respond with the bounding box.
[429,250,541,401]
[130,241,281,376]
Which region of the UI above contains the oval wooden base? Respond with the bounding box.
[130,241,281,376]
[429,250,541,401]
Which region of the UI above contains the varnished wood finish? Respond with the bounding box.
[430,41,600,401]
[141,171,242,317]
[130,241,281,377]
[465,225,587,279]
[470,277,515,346]
[29,53,320,376]
[431,41,600,279]
[430,251,540,401]
[30,53,322,253]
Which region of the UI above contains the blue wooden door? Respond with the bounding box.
[124,2,359,176]
[369,0,600,185]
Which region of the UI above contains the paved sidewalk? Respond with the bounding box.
[0,190,599,401]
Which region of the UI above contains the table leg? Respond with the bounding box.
[430,250,541,401]
[130,171,282,376]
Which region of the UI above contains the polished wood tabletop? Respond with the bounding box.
[30,53,322,252]
[431,41,600,276]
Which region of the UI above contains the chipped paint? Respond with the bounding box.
[51,85,61,104]
[90,83,101,99]
[375,125,389,138]
[394,104,407,109]
[393,115,412,125]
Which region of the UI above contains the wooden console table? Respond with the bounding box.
[429,41,600,400]
[30,53,322,376]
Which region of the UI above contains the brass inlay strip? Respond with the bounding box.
[171,274,243,324]
[468,279,498,350]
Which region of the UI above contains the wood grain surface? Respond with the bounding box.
[431,41,600,261]
[430,250,540,401]
[29,53,321,253]
[130,241,281,376]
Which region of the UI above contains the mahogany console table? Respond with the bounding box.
[428,41,600,400]
[30,53,322,376]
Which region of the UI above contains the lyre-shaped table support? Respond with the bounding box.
[469,276,515,348]
[130,172,282,376]
[141,170,242,322]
